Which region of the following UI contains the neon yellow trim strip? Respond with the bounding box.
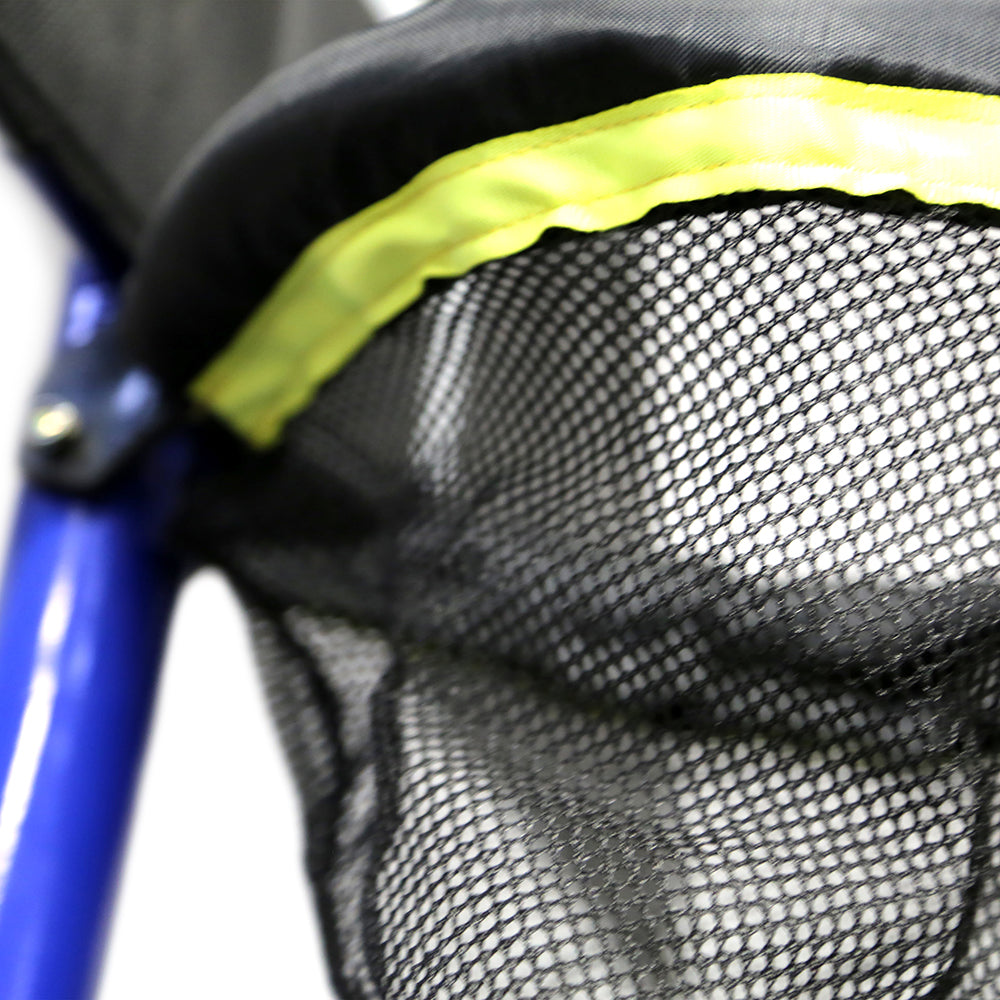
[191,72,1000,445]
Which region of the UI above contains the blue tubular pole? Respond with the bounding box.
[0,266,183,997]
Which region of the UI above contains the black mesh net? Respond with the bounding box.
[185,191,1000,999]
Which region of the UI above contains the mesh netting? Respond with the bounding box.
[189,192,1000,998]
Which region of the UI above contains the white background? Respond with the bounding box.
[0,0,426,996]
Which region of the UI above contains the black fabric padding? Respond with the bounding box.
[120,0,1000,391]
[0,0,371,253]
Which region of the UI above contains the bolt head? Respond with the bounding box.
[27,399,82,452]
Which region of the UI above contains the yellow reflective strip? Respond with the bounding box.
[190,72,1000,446]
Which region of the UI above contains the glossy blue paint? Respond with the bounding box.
[0,268,184,997]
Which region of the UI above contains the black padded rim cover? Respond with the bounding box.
[121,0,1000,392]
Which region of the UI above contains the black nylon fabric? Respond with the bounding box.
[119,0,1000,388]
[0,0,370,253]
[185,190,1000,998]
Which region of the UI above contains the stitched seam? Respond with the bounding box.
[193,74,1000,438]
[252,95,1000,340]
[218,155,999,406]
[270,84,1000,297]
[320,79,1000,238]
[236,157,996,429]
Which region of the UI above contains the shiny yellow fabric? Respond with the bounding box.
[191,72,1000,446]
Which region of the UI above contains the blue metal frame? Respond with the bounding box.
[0,265,184,997]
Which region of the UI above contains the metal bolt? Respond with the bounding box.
[27,398,83,453]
